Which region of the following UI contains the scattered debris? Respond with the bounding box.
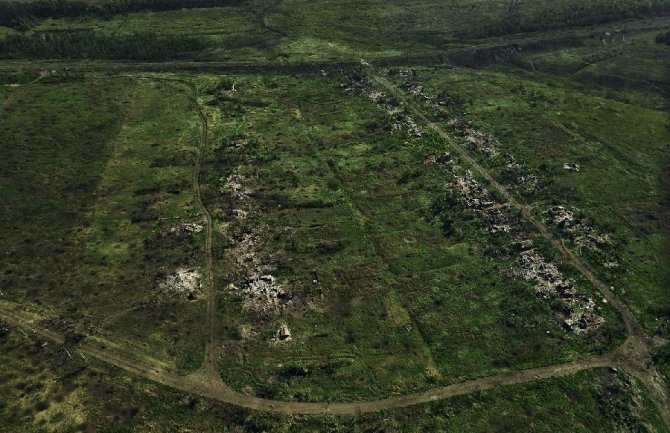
[231,209,248,220]
[342,70,605,334]
[546,206,610,250]
[449,170,515,233]
[563,163,581,172]
[462,127,500,158]
[424,152,453,166]
[156,268,201,301]
[345,72,423,137]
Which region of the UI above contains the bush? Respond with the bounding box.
[655,31,670,45]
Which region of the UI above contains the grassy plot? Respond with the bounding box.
[0,324,665,432]
[0,75,132,311]
[32,7,258,37]
[75,77,207,374]
[0,74,209,374]
[390,31,670,337]
[196,73,624,402]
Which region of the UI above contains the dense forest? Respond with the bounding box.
[463,0,670,38]
[0,31,213,60]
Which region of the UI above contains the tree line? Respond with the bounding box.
[0,0,244,29]
[0,30,213,60]
[459,0,670,39]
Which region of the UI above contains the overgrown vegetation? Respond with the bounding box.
[0,0,243,30]
[0,30,212,60]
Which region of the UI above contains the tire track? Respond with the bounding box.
[0,305,616,415]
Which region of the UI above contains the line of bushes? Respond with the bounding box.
[0,0,244,29]
[0,30,213,60]
[460,0,670,39]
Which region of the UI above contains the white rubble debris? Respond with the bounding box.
[449,170,514,233]
[169,222,203,236]
[233,274,292,312]
[157,268,201,301]
[222,174,252,199]
[517,249,603,333]
[546,206,610,250]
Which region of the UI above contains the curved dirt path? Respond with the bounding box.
[258,0,286,38]
[0,305,618,415]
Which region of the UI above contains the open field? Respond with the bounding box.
[197,71,625,401]
[0,1,669,432]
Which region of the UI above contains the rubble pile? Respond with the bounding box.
[462,127,500,158]
[424,152,453,166]
[517,172,539,192]
[449,171,514,233]
[222,174,253,199]
[169,222,203,238]
[546,206,610,250]
[517,249,603,333]
[404,83,446,113]
[404,116,424,137]
[341,70,605,334]
[231,231,273,271]
[234,274,292,312]
[156,268,201,301]
[226,224,293,313]
[345,72,424,137]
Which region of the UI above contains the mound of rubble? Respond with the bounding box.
[222,174,253,200]
[345,72,423,137]
[156,268,201,301]
[345,70,604,335]
[234,274,292,313]
[449,170,514,234]
[546,206,610,250]
[424,152,453,166]
[517,248,603,333]
[169,222,203,238]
